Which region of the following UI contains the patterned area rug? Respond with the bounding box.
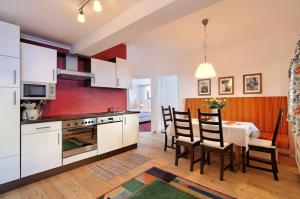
[89,152,151,180]
[99,167,235,199]
[139,122,151,132]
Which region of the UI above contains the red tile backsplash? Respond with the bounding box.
[42,79,127,116]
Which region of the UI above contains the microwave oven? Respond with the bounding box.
[21,82,56,100]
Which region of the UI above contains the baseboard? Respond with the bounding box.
[0,144,137,194]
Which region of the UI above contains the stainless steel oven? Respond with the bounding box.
[62,118,97,158]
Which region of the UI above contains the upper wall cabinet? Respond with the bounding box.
[0,21,20,58]
[0,56,20,88]
[21,42,57,83]
[91,58,116,88]
[116,58,132,89]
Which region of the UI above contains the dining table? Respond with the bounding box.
[166,119,260,171]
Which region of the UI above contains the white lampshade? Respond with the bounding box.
[194,62,216,78]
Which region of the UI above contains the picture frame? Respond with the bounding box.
[198,79,211,96]
[243,73,262,94]
[218,76,234,95]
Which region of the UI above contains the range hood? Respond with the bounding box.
[57,55,95,80]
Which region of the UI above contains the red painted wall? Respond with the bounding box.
[21,39,128,117]
[92,44,126,60]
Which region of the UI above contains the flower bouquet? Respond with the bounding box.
[205,98,227,122]
[205,98,227,110]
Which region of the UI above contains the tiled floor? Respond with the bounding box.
[1,132,300,199]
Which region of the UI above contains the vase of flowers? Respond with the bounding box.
[205,98,227,122]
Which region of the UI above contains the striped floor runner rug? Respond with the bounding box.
[89,152,151,180]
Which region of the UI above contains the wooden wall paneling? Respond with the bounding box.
[185,96,288,135]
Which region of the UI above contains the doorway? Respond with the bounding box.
[156,75,179,132]
[128,78,152,132]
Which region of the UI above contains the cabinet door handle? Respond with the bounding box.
[124,117,127,125]
[53,70,55,82]
[36,126,51,130]
[58,133,60,145]
[13,91,16,105]
[117,78,120,87]
[13,70,16,85]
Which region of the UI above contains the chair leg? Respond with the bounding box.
[220,150,224,181]
[230,145,234,172]
[246,150,250,166]
[175,143,179,166]
[271,150,279,181]
[200,145,205,174]
[207,150,211,165]
[273,151,279,173]
[171,136,175,148]
[242,147,246,173]
[190,146,194,171]
[164,133,168,152]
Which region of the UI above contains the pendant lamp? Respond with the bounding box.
[195,19,216,78]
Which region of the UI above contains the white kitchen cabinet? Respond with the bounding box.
[91,58,116,88]
[116,58,132,89]
[97,121,123,154]
[21,126,62,177]
[0,56,20,87]
[123,114,139,147]
[21,42,57,83]
[0,21,20,58]
[0,87,20,158]
[0,155,20,184]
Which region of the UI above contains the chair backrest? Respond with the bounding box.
[172,108,194,142]
[272,108,284,146]
[161,106,173,131]
[198,109,224,147]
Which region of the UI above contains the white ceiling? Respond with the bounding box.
[0,0,141,45]
[0,0,221,55]
[127,0,300,75]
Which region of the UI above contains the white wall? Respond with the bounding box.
[127,0,300,112]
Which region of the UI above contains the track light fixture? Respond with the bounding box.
[77,9,85,23]
[93,0,102,12]
[77,0,102,23]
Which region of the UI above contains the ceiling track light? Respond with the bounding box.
[77,0,102,23]
[77,9,85,23]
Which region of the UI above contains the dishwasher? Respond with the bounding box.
[97,115,123,155]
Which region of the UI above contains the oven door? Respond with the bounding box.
[62,126,97,158]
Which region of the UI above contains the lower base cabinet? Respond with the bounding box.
[123,114,139,147]
[0,155,20,184]
[97,122,123,155]
[21,130,62,177]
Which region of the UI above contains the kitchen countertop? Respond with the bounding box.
[21,111,140,125]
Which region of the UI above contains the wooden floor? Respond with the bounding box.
[1,132,300,199]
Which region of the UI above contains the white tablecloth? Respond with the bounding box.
[166,119,260,150]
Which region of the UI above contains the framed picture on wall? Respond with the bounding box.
[243,73,262,94]
[218,76,234,95]
[198,79,211,96]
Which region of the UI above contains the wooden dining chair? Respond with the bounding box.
[173,108,201,171]
[198,109,234,181]
[161,106,176,151]
[246,108,283,181]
